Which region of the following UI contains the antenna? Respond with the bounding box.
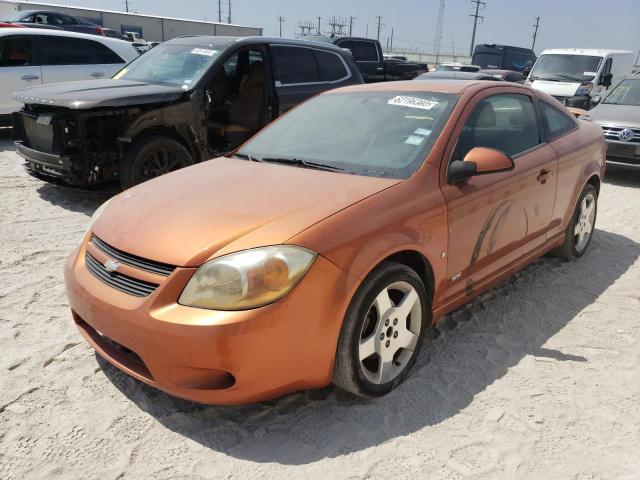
[469,0,486,56]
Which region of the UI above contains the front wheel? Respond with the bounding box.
[333,261,429,397]
[552,183,598,260]
[120,136,194,189]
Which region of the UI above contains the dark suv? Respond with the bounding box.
[12,36,363,188]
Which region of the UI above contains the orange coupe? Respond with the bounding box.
[65,80,605,404]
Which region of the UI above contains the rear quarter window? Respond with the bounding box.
[314,49,349,82]
[540,101,577,140]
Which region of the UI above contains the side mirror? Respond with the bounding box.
[448,147,515,184]
[599,73,612,87]
[590,95,601,106]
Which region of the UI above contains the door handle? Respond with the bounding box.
[90,72,106,78]
[537,169,551,184]
[21,74,40,81]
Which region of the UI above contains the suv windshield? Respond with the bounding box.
[604,78,640,106]
[114,43,222,88]
[238,91,457,179]
[530,54,603,82]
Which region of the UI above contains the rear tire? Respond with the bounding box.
[552,183,598,260]
[333,261,429,398]
[120,136,193,189]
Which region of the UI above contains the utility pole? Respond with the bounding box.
[433,0,445,63]
[276,16,285,38]
[227,0,231,24]
[218,0,221,22]
[375,15,383,41]
[469,0,486,56]
[124,0,130,12]
[349,16,355,36]
[451,38,456,63]
[390,27,394,51]
[317,16,321,35]
[365,22,369,38]
[531,16,540,51]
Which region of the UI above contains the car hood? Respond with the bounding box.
[92,157,400,267]
[589,104,640,128]
[531,79,579,97]
[12,79,185,109]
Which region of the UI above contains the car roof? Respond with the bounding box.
[326,79,517,95]
[417,71,500,81]
[540,48,633,56]
[0,26,132,46]
[169,35,350,54]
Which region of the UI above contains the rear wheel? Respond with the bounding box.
[552,183,598,260]
[333,261,428,397]
[120,136,193,189]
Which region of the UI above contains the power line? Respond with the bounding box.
[532,16,540,51]
[469,0,486,56]
[276,16,285,38]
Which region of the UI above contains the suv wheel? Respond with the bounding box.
[120,136,193,189]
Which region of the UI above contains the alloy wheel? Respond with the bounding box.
[574,192,596,253]
[358,281,422,385]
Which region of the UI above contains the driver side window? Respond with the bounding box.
[456,93,541,160]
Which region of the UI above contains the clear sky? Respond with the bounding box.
[43,0,640,56]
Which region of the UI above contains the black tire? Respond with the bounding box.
[333,261,429,398]
[120,136,194,189]
[552,183,598,260]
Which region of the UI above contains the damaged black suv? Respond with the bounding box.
[11,36,363,188]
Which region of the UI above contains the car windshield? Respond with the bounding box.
[530,54,603,82]
[238,91,457,179]
[113,43,222,88]
[603,78,640,106]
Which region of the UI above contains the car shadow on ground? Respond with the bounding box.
[99,228,639,464]
[35,181,116,216]
[604,163,640,187]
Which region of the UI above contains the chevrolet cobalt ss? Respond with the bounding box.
[65,80,605,404]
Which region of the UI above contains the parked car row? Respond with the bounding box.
[1,9,125,39]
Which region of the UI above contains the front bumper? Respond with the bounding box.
[65,236,354,405]
[605,140,640,166]
[15,141,73,178]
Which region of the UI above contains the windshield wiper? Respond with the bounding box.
[554,73,584,82]
[261,157,346,172]
[233,152,261,162]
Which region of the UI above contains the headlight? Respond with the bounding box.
[179,245,317,310]
[89,199,111,228]
[575,82,593,96]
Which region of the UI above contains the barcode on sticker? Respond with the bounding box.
[388,96,438,110]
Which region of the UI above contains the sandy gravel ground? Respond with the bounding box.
[1,135,639,480]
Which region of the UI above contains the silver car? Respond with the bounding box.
[589,77,640,167]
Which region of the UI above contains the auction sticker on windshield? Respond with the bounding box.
[388,96,438,110]
[191,48,217,56]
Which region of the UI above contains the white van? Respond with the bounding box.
[0,28,138,125]
[526,48,634,110]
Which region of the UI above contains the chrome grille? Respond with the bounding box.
[90,235,176,276]
[85,252,158,297]
[600,125,640,144]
